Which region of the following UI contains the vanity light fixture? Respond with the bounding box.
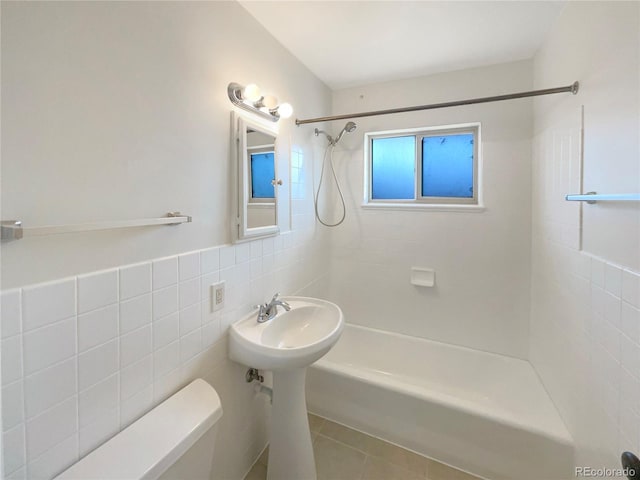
[228,82,293,122]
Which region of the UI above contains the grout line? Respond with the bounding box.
[76,335,119,362]
[0,330,23,342]
[578,105,584,251]
[18,287,28,478]
[119,289,151,306]
[23,389,78,428]
[150,280,157,402]
[73,278,79,462]
[20,313,77,339]
[115,269,121,435]
[21,355,77,388]
[313,431,370,456]
[76,298,119,319]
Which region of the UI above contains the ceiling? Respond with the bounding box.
[239,1,566,90]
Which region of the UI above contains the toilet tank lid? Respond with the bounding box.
[55,378,223,480]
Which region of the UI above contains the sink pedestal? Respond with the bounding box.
[267,368,316,480]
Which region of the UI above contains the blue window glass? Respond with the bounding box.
[422,134,474,198]
[250,152,275,198]
[371,136,415,200]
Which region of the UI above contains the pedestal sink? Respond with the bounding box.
[229,297,344,480]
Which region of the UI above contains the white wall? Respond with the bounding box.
[0,0,331,289]
[530,1,640,472]
[0,2,331,479]
[322,60,533,359]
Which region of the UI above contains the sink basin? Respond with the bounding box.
[229,297,344,370]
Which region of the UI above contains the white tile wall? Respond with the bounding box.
[25,359,76,419]
[2,425,25,476]
[26,397,77,460]
[152,286,178,321]
[2,336,22,386]
[153,312,179,350]
[77,270,117,314]
[79,410,118,457]
[78,340,118,391]
[79,375,118,428]
[23,319,76,375]
[28,433,78,480]
[22,279,75,332]
[200,247,220,275]
[119,262,151,301]
[120,385,152,428]
[152,257,178,290]
[179,278,200,310]
[219,246,235,269]
[0,231,329,479]
[78,305,118,352]
[2,382,23,431]
[531,126,640,471]
[179,303,200,336]
[120,356,152,401]
[1,290,21,339]
[119,294,151,335]
[120,326,151,368]
[530,7,640,472]
[325,62,534,360]
[178,252,200,282]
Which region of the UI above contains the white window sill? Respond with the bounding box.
[361,202,486,213]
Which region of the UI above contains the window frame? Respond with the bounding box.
[363,123,483,212]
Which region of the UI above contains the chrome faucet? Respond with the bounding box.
[256,293,291,323]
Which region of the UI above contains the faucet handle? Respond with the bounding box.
[254,304,268,314]
[270,292,280,303]
[255,303,269,322]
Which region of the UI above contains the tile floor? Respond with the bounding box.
[244,414,482,480]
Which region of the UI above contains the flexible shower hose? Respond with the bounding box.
[314,143,346,227]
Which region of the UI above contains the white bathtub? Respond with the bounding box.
[306,324,574,480]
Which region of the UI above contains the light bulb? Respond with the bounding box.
[242,83,261,102]
[278,102,293,119]
[262,95,278,110]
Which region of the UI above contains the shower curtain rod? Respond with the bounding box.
[295,81,579,126]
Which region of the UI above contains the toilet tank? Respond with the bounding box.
[55,379,223,480]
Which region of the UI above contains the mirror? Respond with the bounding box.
[232,112,280,242]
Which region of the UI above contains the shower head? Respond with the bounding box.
[315,121,357,146]
[333,121,357,145]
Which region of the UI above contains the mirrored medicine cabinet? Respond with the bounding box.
[231,111,281,242]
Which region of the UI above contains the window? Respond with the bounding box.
[364,124,481,209]
[249,151,275,200]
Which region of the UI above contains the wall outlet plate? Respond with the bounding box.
[211,281,225,312]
